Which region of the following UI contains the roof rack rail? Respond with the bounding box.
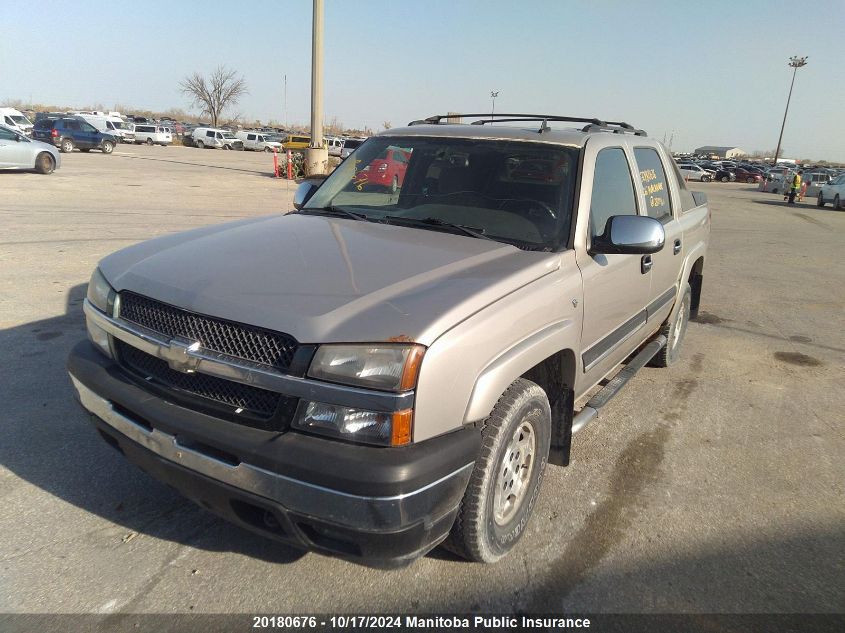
[407,113,646,136]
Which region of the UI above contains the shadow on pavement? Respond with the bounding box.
[0,284,304,565]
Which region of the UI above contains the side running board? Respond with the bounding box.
[572,335,667,434]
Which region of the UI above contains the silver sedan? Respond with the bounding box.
[0,124,61,174]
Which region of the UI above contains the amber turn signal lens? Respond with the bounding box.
[399,345,426,391]
[391,409,413,446]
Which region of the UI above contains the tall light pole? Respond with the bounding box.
[490,90,499,121]
[772,55,808,166]
[305,0,328,175]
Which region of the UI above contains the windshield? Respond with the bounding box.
[112,121,127,130]
[222,133,236,139]
[11,115,31,126]
[305,136,579,251]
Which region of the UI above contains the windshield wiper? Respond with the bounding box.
[381,216,497,241]
[298,206,368,221]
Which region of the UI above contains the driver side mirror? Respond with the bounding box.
[590,215,665,255]
[293,181,320,210]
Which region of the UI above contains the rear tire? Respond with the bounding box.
[720,176,729,182]
[443,378,550,563]
[701,175,711,182]
[34,152,55,174]
[746,177,755,184]
[835,195,842,211]
[60,139,74,153]
[817,193,825,207]
[196,140,204,149]
[651,284,691,368]
[146,138,154,146]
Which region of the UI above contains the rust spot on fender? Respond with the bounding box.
[387,334,414,343]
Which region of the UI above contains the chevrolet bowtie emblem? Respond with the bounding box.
[161,339,202,373]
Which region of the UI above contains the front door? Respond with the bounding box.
[0,126,29,167]
[575,143,652,390]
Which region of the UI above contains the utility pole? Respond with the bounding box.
[305,0,328,175]
[772,55,808,166]
[490,90,499,122]
[284,74,287,130]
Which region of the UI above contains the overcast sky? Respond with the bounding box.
[4,0,844,160]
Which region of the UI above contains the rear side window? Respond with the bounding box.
[248,134,256,140]
[206,131,214,137]
[633,147,672,221]
[668,161,699,212]
[64,119,81,131]
[589,147,638,238]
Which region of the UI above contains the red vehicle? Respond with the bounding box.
[731,167,763,184]
[355,147,411,193]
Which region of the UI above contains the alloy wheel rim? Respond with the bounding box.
[493,421,536,526]
[672,298,687,351]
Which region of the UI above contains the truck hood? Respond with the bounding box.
[99,213,560,345]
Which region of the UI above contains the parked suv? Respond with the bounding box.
[236,131,283,152]
[32,116,117,154]
[68,113,709,568]
[191,127,243,150]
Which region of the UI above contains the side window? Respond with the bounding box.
[206,131,214,138]
[65,120,80,131]
[248,134,256,141]
[0,127,17,140]
[633,147,672,221]
[589,147,638,238]
[668,161,699,212]
[4,116,13,125]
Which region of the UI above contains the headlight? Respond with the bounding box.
[307,344,425,392]
[85,268,116,358]
[86,267,115,314]
[293,402,413,446]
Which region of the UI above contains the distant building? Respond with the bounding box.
[694,146,747,159]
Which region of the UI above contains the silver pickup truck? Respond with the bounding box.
[67,113,709,568]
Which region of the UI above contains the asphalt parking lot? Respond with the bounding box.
[1,145,843,615]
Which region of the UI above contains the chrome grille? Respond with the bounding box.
[116,340,284,420]
[118,292,298,370]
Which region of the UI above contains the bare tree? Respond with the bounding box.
[383,121,392,130]
[180,66,247,128]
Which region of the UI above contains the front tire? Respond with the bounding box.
[701,175,711,182]
[746,177,755,184]
[196,140,204,149]
[651,284,691,367]
[146,138,154,146]
[101,140,114,154]
[34,152,55,174]
[444,378,550,563]
[720,176,729,183]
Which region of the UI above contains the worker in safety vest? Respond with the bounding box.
[787,170,802,205]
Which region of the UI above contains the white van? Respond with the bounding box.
[191,127,243,150]
[134,124,172,146]
[78,114,135,143]
[235,130,283,152]
[326,136,343,157]
[0,107,34,136]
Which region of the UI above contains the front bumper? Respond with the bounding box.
[67,341,478,567]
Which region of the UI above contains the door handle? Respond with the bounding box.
[673,239,682,255]
[641,255,653,274]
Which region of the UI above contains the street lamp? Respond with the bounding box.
[772,55,808,166]
[490,90,499,121]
